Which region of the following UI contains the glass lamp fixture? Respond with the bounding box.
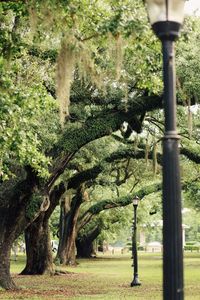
[145,0,185,40]
[132,196,140,206]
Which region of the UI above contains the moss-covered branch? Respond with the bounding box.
[47,109,146,189]
[78,182,161,230]
[67,146,162,190]
[180,140,200,164]
[48,94,164,189]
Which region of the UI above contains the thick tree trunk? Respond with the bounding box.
[21,213,53,275]
[0,167,40,289]
[76,226,101,258]
[0,219,29,290]
[0,235,17,290]
[57,199,78,265]
[21,183,65,275]
[76,238,95,258]
[57,188,83,265]
[60,233,77,265]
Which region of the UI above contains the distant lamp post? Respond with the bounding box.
[145,1,185,299]
[131,196,141,287]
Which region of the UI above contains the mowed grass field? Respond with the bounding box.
[0,252,199,299]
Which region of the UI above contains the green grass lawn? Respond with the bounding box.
[0,252,199,299]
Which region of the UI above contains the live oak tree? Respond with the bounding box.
[25,137,160,268]
[0,0,158,289]
[54,138,161,265]
[53,132,200,263]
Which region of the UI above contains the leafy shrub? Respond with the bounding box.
[184,241,200,251]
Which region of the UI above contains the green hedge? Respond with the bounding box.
[184,244,200,252]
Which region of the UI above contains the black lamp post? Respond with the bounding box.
[131,196,141,287]
[145,1,185,299]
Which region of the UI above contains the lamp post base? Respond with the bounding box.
[130,275,141,287]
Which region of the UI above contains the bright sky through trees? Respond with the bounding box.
[185,0,200,15]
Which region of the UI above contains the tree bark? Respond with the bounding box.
[57,188,84,265]
[21,213,53,275]
[0,167,39,289]
[76,226,101,258]
[21,183,66,275]
[0,223,17,290]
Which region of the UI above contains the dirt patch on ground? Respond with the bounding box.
[0,273,92,299]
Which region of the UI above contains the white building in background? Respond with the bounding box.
[146,241,162,253]
[139,221,189,252]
